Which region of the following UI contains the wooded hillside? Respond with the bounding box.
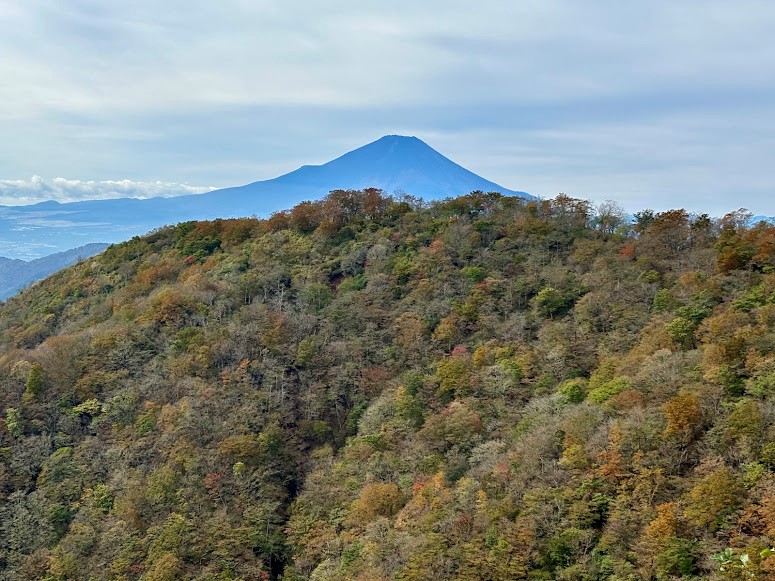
[2,190,775,580]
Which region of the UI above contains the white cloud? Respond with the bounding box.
[3,1,773,119]
[0,176,215,206]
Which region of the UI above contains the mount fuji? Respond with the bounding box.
[0,135,531,261]
[216,135,532,204]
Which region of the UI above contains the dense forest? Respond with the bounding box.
[2,189,775,580]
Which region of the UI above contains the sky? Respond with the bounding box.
[1,0,774,215]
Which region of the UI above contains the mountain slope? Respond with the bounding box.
[2,192,774,579]
[0,136,531,260]
[218,135,531,201]
[0,243,108,300]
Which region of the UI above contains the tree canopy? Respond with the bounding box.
[1,190,775,579]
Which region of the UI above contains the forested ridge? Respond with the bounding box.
[2,189,775,580]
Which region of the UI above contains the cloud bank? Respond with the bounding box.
[0,176,215,206]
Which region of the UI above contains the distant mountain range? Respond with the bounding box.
[0,243,107,300]
[0,135,532,260]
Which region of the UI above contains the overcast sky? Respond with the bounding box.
[1,1,774,215]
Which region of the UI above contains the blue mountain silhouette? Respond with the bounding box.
[218,134,531,202]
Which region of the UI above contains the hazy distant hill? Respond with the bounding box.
[0,136,531,259]
[0,242,107,300]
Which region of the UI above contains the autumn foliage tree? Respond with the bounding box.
[1,192,774,579]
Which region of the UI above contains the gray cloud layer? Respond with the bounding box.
[1,1,774,215]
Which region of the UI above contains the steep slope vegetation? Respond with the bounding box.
[1,190,775,580]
